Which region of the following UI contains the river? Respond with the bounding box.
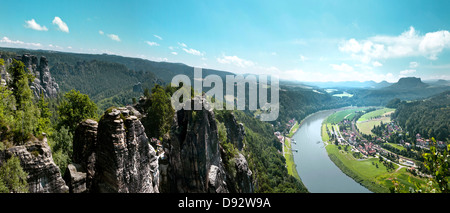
[291,110,371,193]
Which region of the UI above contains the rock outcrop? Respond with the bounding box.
[2,138,69,193]
[233,153,254,193]
[221,112,246,151]
[65,108,159,193]
[159,96,248,193]
[94,107,159,193]
[0,55,8,86]
[14,54,59,98]
[64,119,98,193]
[64,97,253,193]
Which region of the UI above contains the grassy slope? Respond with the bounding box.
[326,107,369,123]
[284,137,301,180]
[358,108,395,122]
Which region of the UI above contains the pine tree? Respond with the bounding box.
[0,156,28,193]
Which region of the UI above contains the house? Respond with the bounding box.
[288,118,296,125]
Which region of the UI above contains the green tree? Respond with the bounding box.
[8,59,34,109]
[422,139,449,193]
[0,155,28,193]
[0,85,15,141]
[58,89,98,132]
[48,126,73,176]
[142,85,174,138]
[8,59,38,144]
[36,93,52,136]
[391,139,449,193]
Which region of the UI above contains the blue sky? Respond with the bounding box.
[1,0,450,82]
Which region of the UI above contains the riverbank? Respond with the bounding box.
[284,137,301,180]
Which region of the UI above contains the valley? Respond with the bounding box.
[0,47,449,194]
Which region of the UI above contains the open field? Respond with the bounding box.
[322,123,330,142]
[385,142,407,151]
[332,91,354,98]
[358,108,395,122]
[326,107,369,124]
[357,117,391,135]
[356,107,394,135]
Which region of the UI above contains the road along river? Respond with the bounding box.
[291,110,371,193]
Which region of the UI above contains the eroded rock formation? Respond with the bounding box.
[158,96,253,193]
[3,138,69,193]
[65,108,159,193]
[13,54,59,98]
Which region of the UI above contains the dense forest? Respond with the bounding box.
[392,91,450,142]
[0,59,98,191]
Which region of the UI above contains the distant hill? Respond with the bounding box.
[385,77,428,90]
[0,47,236,84]
[305,80,392,89]
[350,77,450,106]
[424,79,450,87]
[374,80,392,89]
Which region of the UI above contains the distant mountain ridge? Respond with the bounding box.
[304,80,392,89]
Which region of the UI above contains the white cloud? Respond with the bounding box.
[154,35,163,40]
[52,17,69,33]
[409,61,419,68]
[299,55,309,62]
[330,63,354,72]
[217,55,255,68]
[107,34,121,42]
[24,19,48,31]
[400,69,416,75]
[146,41,159,46]
[0,36,42,47]
[182,48,203,56]
[419,30,450,60]
[171,52,178,55]
[339,38,361,53]
[99,30,104,35]
[178,42,187,47]
[339,26,450,62]
[168,46,174,50]
[372,61,383,67]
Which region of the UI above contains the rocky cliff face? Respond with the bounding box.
[65,108,159,193]
[158,96,253,193]
[14,54,59,98]
[2,137,69,193]
[64,119,98,193]
[159,96,227,192]
[95,107,159,193]
[0,55,8,86]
